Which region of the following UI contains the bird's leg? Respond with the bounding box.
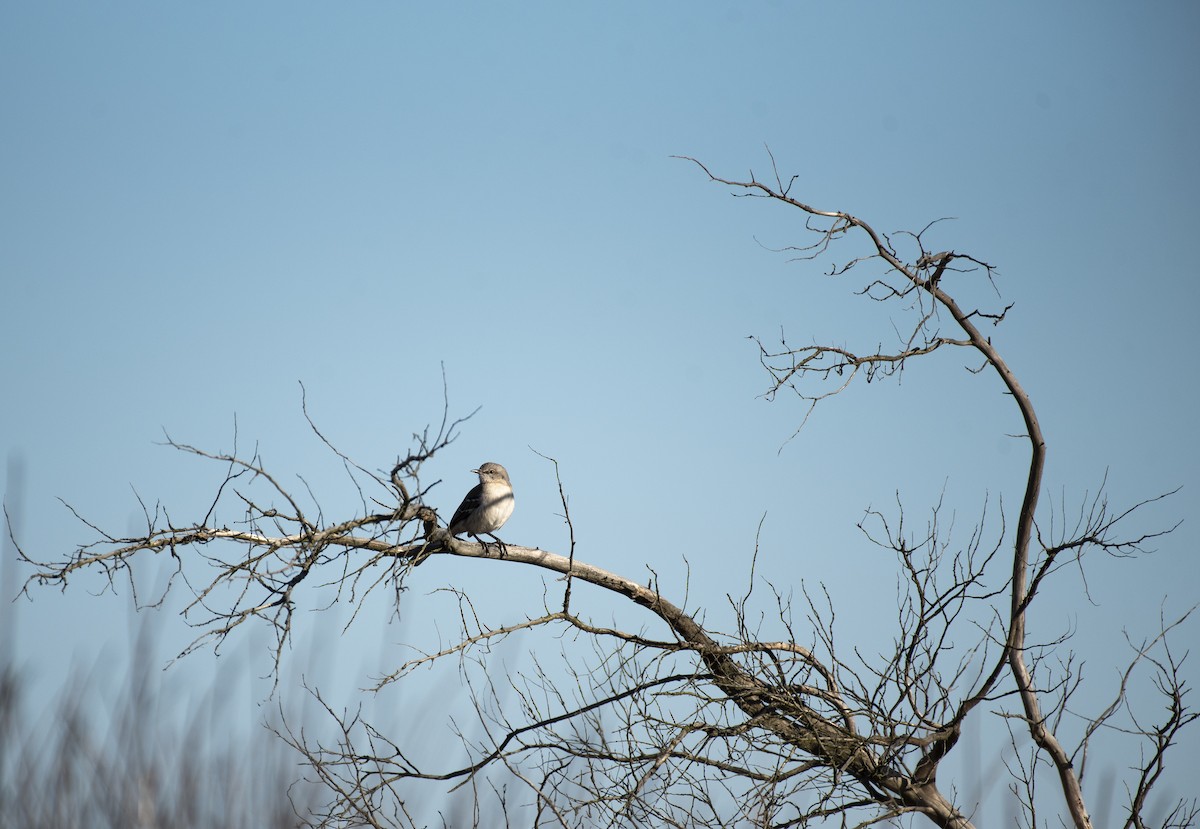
[470,534,501,558]
[485,533,508,559]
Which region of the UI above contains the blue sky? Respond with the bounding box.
[3,1,1198,821]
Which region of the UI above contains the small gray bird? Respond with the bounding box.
[447,462,515,555]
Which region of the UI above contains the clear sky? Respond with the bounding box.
[2,1,1198,822]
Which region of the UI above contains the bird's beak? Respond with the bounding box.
[470,468,480,474]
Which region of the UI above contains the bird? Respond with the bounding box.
[447,462,515,556]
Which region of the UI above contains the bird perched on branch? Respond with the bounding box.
[447,462,515,556]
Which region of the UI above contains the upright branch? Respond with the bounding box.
[684,152,1075,814]
[679,154,1190,829]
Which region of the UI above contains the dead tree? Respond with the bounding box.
[19,158,1195,829]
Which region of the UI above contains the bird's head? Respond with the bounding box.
[473,462,510,483]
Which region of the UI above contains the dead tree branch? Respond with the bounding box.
[18,155,1192,828]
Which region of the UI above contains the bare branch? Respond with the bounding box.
[20,154,1193,829]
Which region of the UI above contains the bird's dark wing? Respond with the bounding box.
[447,483,484,535]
